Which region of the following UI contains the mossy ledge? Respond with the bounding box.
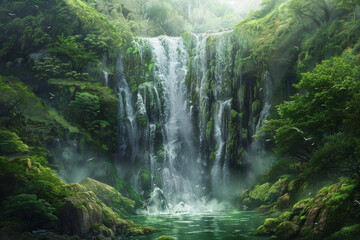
[0,156,156,239]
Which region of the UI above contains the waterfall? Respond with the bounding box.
[210,99,232,197]
[116,51,138,163]
[246,71,274,183]
[103,71,108,86]
[121,30,265,213]
[256,71,273,131]
[134,36,203,212]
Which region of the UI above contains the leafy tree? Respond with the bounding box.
[0,194,58,231]
[259,57,360,161]
[0,131,29,155]
[0,76,39,127]
[50,34,97,71]
[68,92,100,123]
[333,0,360,19]
[32,56,71,81]
[288,0,331,28]
[307,133,360,180]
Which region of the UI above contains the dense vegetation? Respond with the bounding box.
[0,0,360,239]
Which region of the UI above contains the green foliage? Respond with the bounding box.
[32,56,71,81]
[156,236,175,240]
[68,92,100,123]
[0,76,41,128]
[206,117,214,138]
[20,180,70,210]
[327,224,360,240]
[333,0,360,19]
[260,56,360,163]
[50,34,98,71]
[263,158,300,183]
[288,0,330,27]
[140,167,151,192]
[0,194,57,231]
[306,133,360,180]
[0,131,29,155]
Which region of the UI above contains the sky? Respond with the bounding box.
[223,0,263,14]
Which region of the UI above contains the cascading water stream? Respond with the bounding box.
[103,70,108,86]
[116,51,138,163]
[120,30,266,214]
[134,36,204,213]
[210,99,232,197]
[246,71,274,183]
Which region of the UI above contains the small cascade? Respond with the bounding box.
[116,51,138,163]
[120,30,271,214]
[246,71,274,183]
[133,36,203,212]
[256,71,273,131]
[103,71,109,86]
[211,99,232,197]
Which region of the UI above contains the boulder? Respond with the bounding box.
[80,178,135,217]
[60,183,156,237]
[274,221,300,239]
[256,177,359,239]
[277,193,291,210]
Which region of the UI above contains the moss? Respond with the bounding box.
[249,183,271,202]
[279,211,293,221]
[80,178,135,217]
[0,130,29,155]
[292,198,311,214]
[48,108,79,133]
[156,150,165,163]
[206,117,214,139]
[137,115,148,127]
[274,221,300,239]
[140,167,151,192]
[156,236,176,240]
[255,218,282,235]
[326,224,360,240]
[252,99,261,113]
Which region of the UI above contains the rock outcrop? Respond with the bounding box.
[61,183,155,237]
[255,178,359,239]
[80,177,135,217]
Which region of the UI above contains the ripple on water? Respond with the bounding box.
[121,211,272,240]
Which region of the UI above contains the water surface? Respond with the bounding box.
[120,211,271,240]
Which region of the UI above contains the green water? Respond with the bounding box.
[120,211,271,240]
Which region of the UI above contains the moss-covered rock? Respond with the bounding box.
[239,178,291,210]
[279,211,294,221]
[277,193,291,210]
[0,157,155,238]
[61,183,156,236]
[156,235,176,240]
[80,177,135,217]
[274,221,300,240]
[0,131,29,155]
[254,218,282,235]
[256,178,360,239]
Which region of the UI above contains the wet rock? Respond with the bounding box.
[277,193,291,210]
[254,218,282,235]
[274,221,300,239]
[256,177,359,239]
[60,183,156,237]
[80,178,135,217]
[156,235,176,240]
